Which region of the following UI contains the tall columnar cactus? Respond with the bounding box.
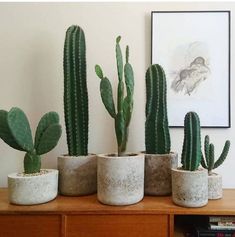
[95,36,134,156]
[201,135,230,174]
[0,107,62,174]
[64,25,88,156]
[181,112,202,171]
[145,64,171,154]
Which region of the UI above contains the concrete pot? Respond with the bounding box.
[58,154,97,196]
[97,153,145,206]
[144,152,178,196]
[172,168,208,207]
[208,172,222,200]
[8,169,58,205]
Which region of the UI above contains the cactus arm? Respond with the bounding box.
[35,112,59,150]
[95,64,103,79]
[213,140,230,169]
[116,36,123,82]
[208,143,215,172]
[35,123,62,155]
[64,25,88,156]
[201,153,208,169]
[99,76,116,118]
[24,152,41,174]
[7,107,34,152]
[204,135,210,165]
[0,110,24,151]
[115,112,125,156]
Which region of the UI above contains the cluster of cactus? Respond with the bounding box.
[64,25,88,156]
[181,111,202,171]
[0,107,62,174]
[95,36,134,156]
[201,135,230,174]
[145,64,171,154]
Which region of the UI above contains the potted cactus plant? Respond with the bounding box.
[95,36,144,206]
[171,111,208,207]
[58,25,97,196]
[201,135,230,200]
[145,64,178,196]
[0,107,62,205]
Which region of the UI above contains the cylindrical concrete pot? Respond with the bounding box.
[8,169,58,205]
[208,173,222,200]
[172,168,208,207]
[97,153,145,206]
[144,152,178,196]
[58,154,97,196]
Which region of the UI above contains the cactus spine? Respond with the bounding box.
[145,64,171,154]
[64,25,88,156]
[95,36,134,156]
[201,135,230,174]
[181,112,202,171]
[0,108,62,174]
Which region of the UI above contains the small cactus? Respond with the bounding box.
[0,107,62,174]
[64,25,88,156]
[95,36,134,156]
[201,135,230,175]
[181,111,202,171]
[145,64,171,154]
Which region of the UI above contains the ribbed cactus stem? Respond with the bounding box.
[181,112,202,171]
[145,64,171,154]
[201,135,230,173]
[64,25,88,156]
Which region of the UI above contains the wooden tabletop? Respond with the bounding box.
[0,188,235,215]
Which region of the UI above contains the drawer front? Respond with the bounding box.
[66,214,168,237]
[0,215,61,237]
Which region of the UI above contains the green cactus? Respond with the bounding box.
[0,107,62,174]
[181,111,202,171]
[95,36,134,156]
[64,25,88,156]
[145,64,171,154]
[201,135,230,174]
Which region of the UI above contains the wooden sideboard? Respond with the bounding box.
[0,188,235,237]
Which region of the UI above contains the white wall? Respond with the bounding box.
[0,2,234,187]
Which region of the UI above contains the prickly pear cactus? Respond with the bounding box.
[95,36,134,156]
[0,108,62,174]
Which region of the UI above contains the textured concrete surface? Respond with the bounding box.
[97,153,145,206]
[172,168,208,207]
[8,169,58,205]
[145,152,178,196]
[58,155,97,196]
[208,173,222,200]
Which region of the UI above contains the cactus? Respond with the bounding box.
[201,135,230,174]
[0,107,62,174]
[181,112,202,171]
[64,25,88,156]
[145,64,171,154]
[95,36,134,156]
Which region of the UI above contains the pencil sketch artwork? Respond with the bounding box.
[170,42,210,96]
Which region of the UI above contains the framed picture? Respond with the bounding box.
[151,11,231,128]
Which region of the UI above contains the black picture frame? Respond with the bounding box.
[151,11,231,128]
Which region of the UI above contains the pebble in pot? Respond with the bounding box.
[201,135,230,200]
[0,107,62,205]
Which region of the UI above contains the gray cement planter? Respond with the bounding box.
[144,152,178,196]
[172,168,208,207]
[8,169,58,205]
[208,173,222,200]
[58,154,97,196]
[97,153,144,206]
